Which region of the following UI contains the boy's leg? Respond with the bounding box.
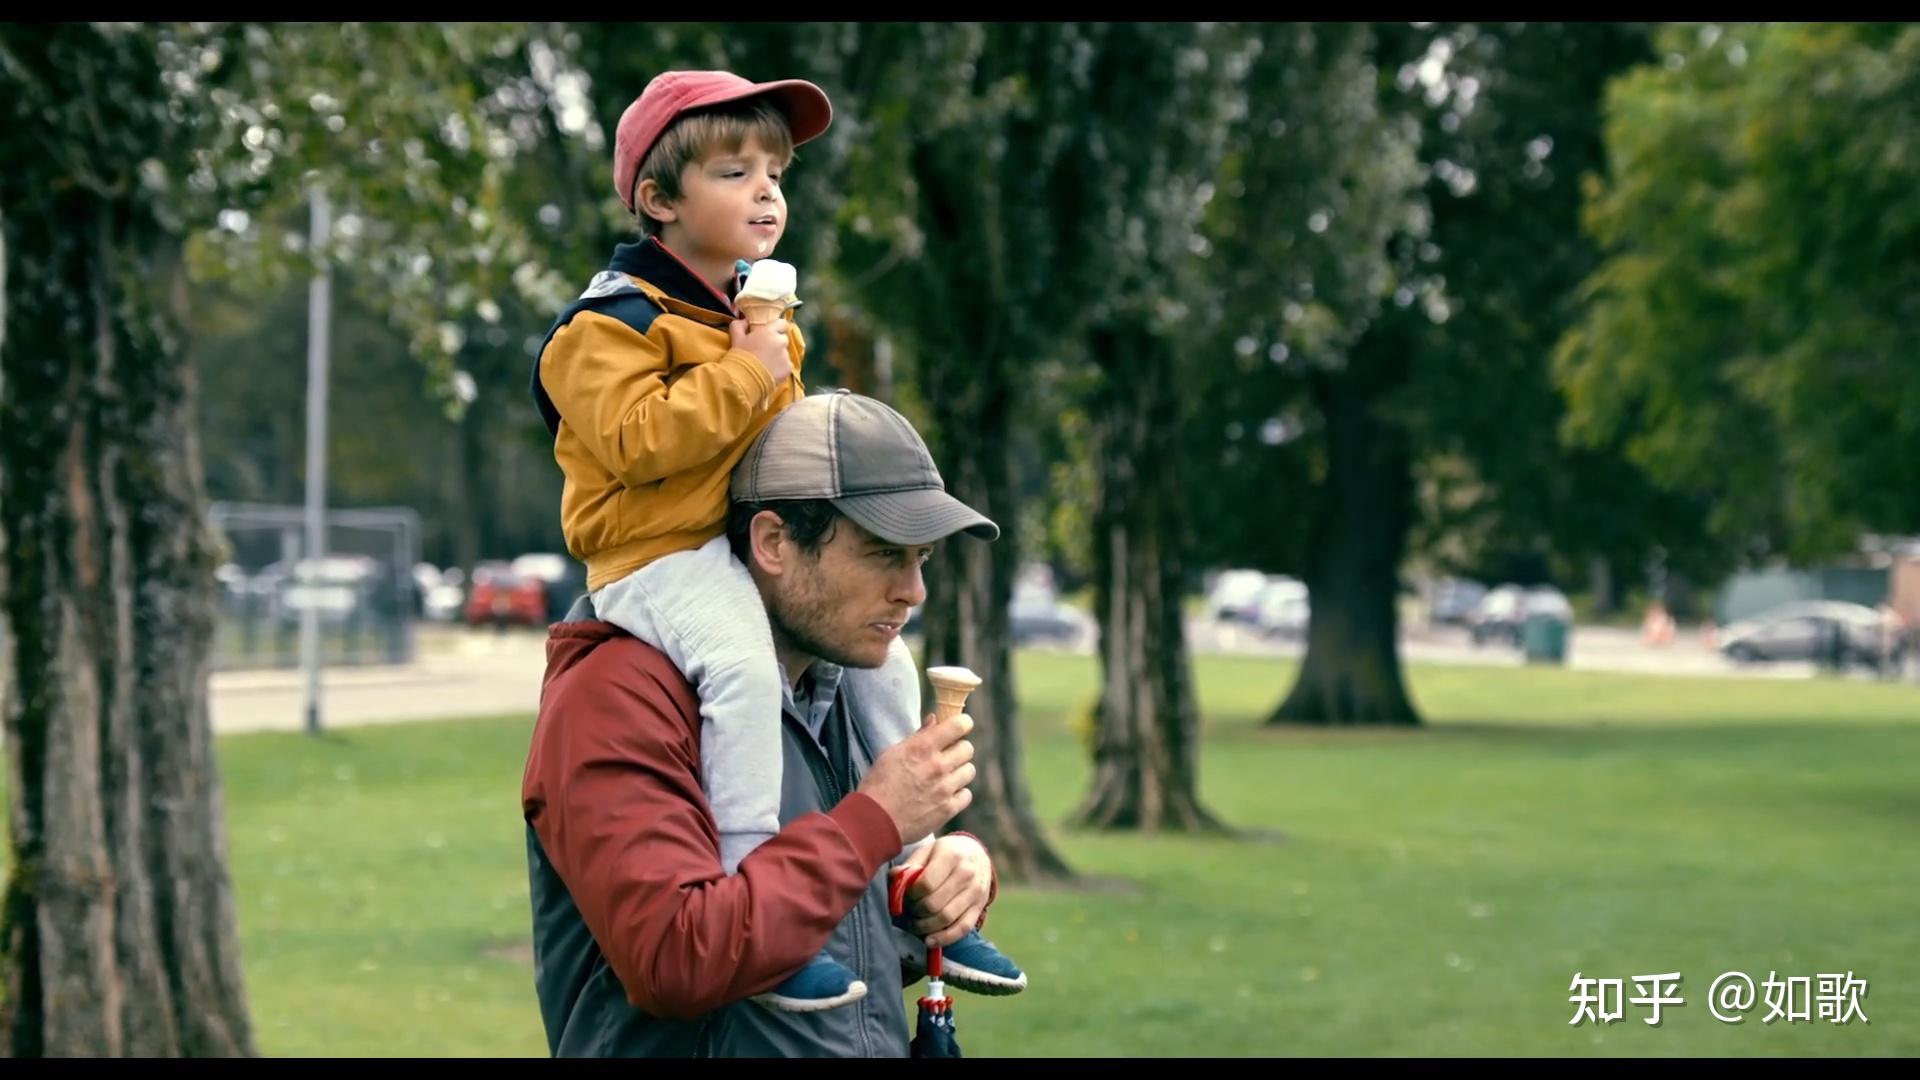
[590,534,866,1012]
[855,633,924,743]
[844,635,933,857]
[590,536,783,874]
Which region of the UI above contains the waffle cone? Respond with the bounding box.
[737,297,788,326]
[924,665,982,723]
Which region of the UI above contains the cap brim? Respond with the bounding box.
[731,79,833,148]
[833,489,1000,546]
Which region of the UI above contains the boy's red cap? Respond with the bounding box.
[613,70,833,213]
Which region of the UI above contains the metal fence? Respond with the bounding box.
[208,501,420,672]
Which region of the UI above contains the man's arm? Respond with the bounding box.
[523,641,900,1021]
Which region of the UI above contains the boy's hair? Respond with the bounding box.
[634,99,795,236]
[727,499,842,567]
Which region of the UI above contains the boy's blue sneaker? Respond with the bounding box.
[752,950,868,1013]
[895,921,1028,996]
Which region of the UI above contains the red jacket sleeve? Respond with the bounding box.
[522,635,902,1021]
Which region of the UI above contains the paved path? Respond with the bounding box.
[210,628,550,733]
[205,619,1882,736]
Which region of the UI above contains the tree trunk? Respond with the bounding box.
[919,380,1072,884]
[1074,327,1225,831]
[1272,338,1421,727]
[0,143,255,1057]
[895,37,1073,883]
[451,379,488,575]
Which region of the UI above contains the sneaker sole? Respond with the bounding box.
[751,980,869,1013]
[939,961,1027,996]
[893,930,1027,995]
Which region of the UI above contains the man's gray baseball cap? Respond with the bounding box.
[732,390,1000,545]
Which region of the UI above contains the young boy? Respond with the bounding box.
[528,71,1025,1013]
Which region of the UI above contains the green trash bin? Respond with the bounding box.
[1522,613,1569,664]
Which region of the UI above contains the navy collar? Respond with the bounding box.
[608,236,749,318]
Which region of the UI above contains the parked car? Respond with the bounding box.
[1009,581,1086,645]
[512,552,589,622]
[1206,569,1272,625]
[1717,601,1884,667]
[274,555,385,627]
[413,563,466,623]
[903,580,1088,647]
[1430,577,1488,626]
[1469,584,1571,647]
[464,560,548,628]
[1252,578,1310,639]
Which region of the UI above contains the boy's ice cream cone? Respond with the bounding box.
[924,665,981,724]
[737,258,800,326]
[737,297,789,326]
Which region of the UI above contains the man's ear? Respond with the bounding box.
[746,510,789,577]
[634,177,677,228]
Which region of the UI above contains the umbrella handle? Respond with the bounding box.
[889,865,943,980]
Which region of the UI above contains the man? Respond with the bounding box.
[521,390,1008,1056]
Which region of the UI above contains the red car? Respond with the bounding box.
[464,561,548,628]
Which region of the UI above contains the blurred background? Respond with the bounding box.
[2,21,1917,1058]
[172,22,1919,685]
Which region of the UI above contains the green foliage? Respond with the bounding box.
[1558,23,1920,562]
[163,23,584,412]
[1186,23,1428,578]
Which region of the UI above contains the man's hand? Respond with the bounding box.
[729,318,793,385]
[856,711,975,847]
[900,834,993,948]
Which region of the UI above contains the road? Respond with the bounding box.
[209,626,551,734]
[1185,618,1813,678]
[209,617,1872,735]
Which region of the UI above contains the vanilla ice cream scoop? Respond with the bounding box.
[738,259,799,305]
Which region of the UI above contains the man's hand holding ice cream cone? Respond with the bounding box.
[858,707,976,845]
[853,664,985,845]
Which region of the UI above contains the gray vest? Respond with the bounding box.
[526,664,909,1057]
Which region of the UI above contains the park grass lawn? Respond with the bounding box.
[9,653,1918,1055]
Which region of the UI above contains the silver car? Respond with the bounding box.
[1717,601,1884,667]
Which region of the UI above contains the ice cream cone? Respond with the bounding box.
[924,665,981,723]
[737,297,788,327]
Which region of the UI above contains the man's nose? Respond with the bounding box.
[892,563,927,610]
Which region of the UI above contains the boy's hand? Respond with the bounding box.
[730,318,793,386]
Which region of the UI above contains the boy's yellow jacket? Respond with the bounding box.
[531,236,804,592]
